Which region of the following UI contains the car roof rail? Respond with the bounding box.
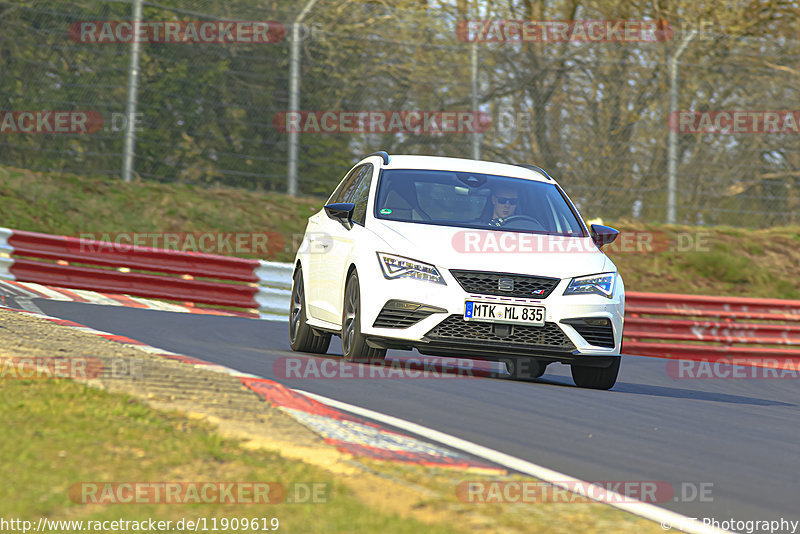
[514,163,553,180]
[365,151,390,165]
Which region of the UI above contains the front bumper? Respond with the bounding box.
[359,266,624,363]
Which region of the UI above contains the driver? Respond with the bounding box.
[487,185,518,227]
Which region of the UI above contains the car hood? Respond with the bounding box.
[370,220,612,279]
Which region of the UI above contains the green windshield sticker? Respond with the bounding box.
[380,208,392,214]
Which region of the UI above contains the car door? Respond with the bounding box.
[308,164,371,323]
[315,164,374,324]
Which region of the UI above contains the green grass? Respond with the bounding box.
[683,248,750,284]
[3,164,800,299]
[0,165,318,261]
[0,379,457,534]
[603,221,800,299]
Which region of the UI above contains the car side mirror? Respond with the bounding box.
[324,202,355,230]
[590,224,619,249]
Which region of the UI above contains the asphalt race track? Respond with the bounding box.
[13,298,800,529]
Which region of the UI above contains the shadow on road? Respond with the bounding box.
[611,381,794,406]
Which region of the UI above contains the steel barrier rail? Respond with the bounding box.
[10,258,258,308]
[0,227,290,319]
[625,293,800,368]
[5,228,260,281]
[626,291,800,315]
[624,317,800,345]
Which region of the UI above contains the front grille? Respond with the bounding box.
[562,318,615,348]
[450,270,560,299]
[372,301,443,328]
[425,315,575,350]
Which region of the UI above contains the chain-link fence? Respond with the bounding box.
[1,0,799,227]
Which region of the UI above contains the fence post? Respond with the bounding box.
[470,41,480,161]
[287,0,322,197]
[121,0,144,183]
[666,29,697,224]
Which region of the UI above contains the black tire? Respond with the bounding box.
[503,358,547,380]
[341,271,387,363]
[289,267,331,354]
[571,356,621,390]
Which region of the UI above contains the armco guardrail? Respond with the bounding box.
[3,225,800,365]
[625,292,800,365]
[0,227,291,319]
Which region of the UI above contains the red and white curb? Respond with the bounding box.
[241,377,497,470]
[0,279,256,317]
[0,300,499,473]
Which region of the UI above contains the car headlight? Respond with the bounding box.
[376,252,446,285]
[564,272,616,298]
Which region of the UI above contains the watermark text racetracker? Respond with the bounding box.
[669,110,800,134]
[0,356,143,380]
[667,359,800,379]
[69,21,286,44]
[451,230,712,254]
[69,481,328,505]
[274,356,484,380]
[457,19,673,43]
[456,480,713,504]
[0,111,142,134]
[78,232,284,256]
[273,110,492,134]
[0,111,102,134]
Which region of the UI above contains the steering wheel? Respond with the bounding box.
[499,215,546,231]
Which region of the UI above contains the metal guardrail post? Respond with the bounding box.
[0,227,15,280]
[254,260,294,319]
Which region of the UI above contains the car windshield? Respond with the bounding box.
[374,169,586,236]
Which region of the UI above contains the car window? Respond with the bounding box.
[375,169,586,236]
[350,165,374,226]
[336,165,371,207]
[329,165,364,204]
[416,181,487,220]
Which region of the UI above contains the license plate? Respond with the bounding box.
[464,301,545,326]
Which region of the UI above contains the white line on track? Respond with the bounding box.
[293,388,733,534]
[14,297,44,314]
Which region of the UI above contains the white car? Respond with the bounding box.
[289,152,624,389]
